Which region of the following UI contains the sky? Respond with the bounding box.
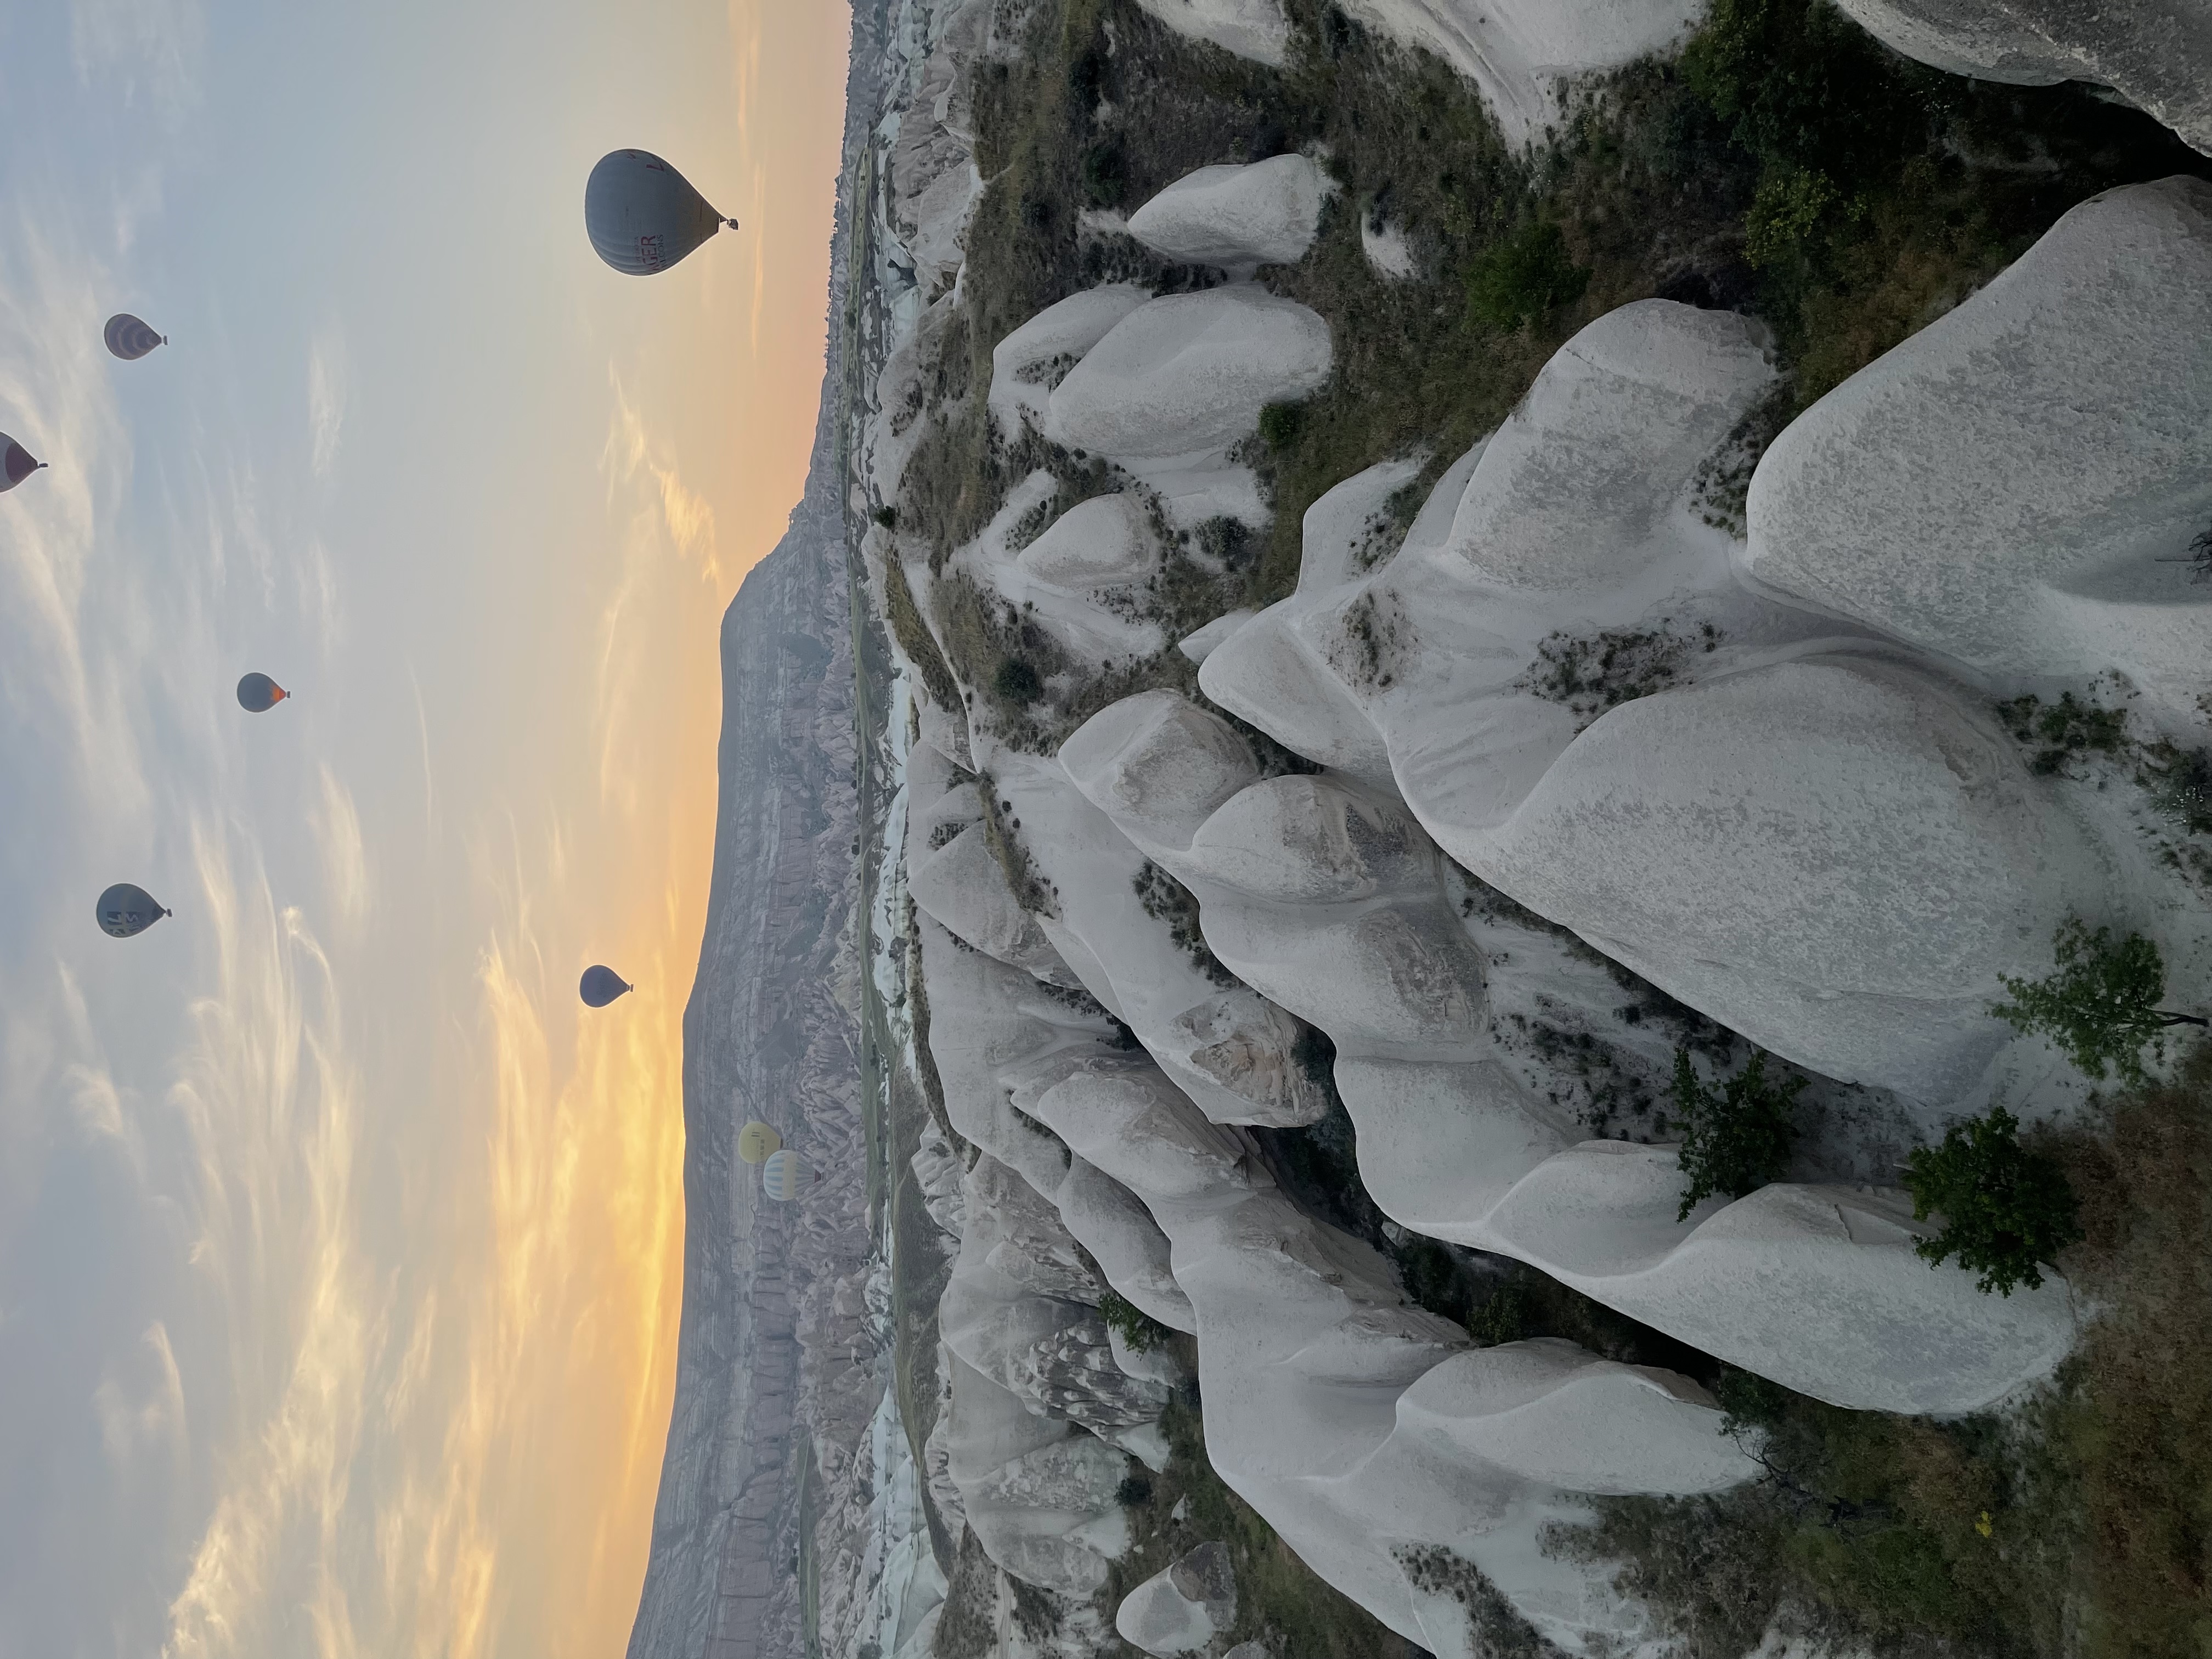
[0,3,851,1657]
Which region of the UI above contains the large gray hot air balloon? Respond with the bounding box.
[104,314,166,360]
[584,150,738,276]
[96,883,170,939]
[580,965,632,1008]
[236,673,289,712]
[1,433,45,493]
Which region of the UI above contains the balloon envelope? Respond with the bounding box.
[737,1121,782,1165]
[579,965,632,1007]
[584,149,731,276]
[762,1149,803,1201]
[96,883,170,939]
[1,434,42,492]
[104,314,165,360]
[236,672,289,712]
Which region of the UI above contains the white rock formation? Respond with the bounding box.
[912,740,1329,1130]
[944,1348,1133,1595]
[1048,286,1331,463]
[888,0,987,289]
[989,283,1151,438]
[1116,1542,1238,1656]
[1129,0,1293,65]
[1046,284,1331,524]
[908,774,1081,987]
[1481,654,2104,1101]
[940,1155,1174,1434]
[1344,0,1703,145]
[1015,492,1161,591]
[1023,1056,1758,1657]
[1195,283,2203,1111]
[1060,689,2079,1413]
[1177,609,1255,663]
[1745,177,2212,720]
[1361,213,1417,279]
[1126,154,1327,274]
[1833,0,2212,155]
[1132,0,1700,146]
[916,832,1760,1651]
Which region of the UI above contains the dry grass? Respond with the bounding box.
[1553,1043,2212,1657]
[1101,1393,1422,1659]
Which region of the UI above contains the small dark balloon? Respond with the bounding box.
[96,883,171,939]
[104,314,166,360]
[580,965,633,1008]
[237,673,289,713]
[1,434,44,492]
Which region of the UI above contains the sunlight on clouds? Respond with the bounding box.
[162,827,386,1659]
[310,766,370,935]
[603,373,721,580]
[96,1322,189,1471]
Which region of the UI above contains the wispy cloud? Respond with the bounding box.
[160,830,386,1659]
[310,765,370,935]
[308,330,347,479]
[70,0,205,129]
[95,1322,189,1471]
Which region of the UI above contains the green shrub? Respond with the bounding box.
[1256,400,1308,451]
[1668,1048,1807,1220]
[1993,917,2207,1088]
[1116,1470,1155,1507]
[2146,744,2212,836]
[1995,690,2129,775]
[1681,0,1929,186]
[1905,1106,2081,1294]
[1098,1289,1169,1354]
[871,504,898,529]
[1466,219,1589,331]
[1744,162,1839,267]
[1712,1365,1790,1433]
[1080,138,1127,206]
[992,657,1042,704]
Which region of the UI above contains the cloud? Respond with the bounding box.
[601,372,720,579]
[160,830,387,1659]
[95,1322,189,1471]
[308,331,347,479]
[70,0,205,128]
[310,766,370,934]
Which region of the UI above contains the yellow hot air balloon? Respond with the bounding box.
[737,1121,782,1165]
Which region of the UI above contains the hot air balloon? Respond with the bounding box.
[96,883,170,938]
[236,673,289,712]
[761,1149,804,1202]
[584,150,739,276]
[737,1121,782,1165]
[104,314,166,360]
[580,966,632,1007]
[1,433,45,493]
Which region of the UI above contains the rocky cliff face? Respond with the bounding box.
[623,9,895,1659]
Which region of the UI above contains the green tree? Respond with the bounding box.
[1904,1107,2081,1295]
[1097,1290,1169,1355]
[1991,918,2207,1088]
[1466,221,1589,332]
[1669,1048,1808,1220]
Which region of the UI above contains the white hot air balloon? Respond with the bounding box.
[761,1149,804,1202]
